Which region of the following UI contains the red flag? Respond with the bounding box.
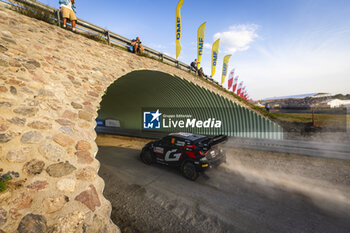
[232,76,239,93]
[236,81,243,95]
[245,89,249,99]
[227,69,235,90]
[240,87,246,98]
[242,88,246,97]
[227,77,233,90]
[243,93,247,99]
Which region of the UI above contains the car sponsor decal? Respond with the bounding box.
[153,147,164,154]
[175,141,185,147]
[165,149,182,161]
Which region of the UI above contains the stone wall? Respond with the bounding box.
[0,6,254,232]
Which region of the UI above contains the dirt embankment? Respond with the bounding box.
[96,134,151,150]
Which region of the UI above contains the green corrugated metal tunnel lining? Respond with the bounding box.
[98,70,283,139]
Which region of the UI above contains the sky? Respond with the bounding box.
[41,0,350,100]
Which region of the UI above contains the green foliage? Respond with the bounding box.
[79,32,108,44]
[0,176,12,193]
[332,94,350,100]
[139,52,151,58]
[270,112,347,124]
[110,44,128,51]
[10,0,56,25]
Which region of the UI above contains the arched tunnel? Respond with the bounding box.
[97,70,283,139]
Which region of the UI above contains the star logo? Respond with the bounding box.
[143,109,162,129]
[150,109,162,122]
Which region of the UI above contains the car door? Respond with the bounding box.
[163,137,184,165]
[153,137,171,162]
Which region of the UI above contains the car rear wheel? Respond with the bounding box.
[140,150,153,165]
[181,161,199,181]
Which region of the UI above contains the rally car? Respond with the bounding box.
[140,132,227,181]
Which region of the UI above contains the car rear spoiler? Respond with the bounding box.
[199,135,228,150]
[208,135,228,146]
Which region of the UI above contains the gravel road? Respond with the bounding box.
[97,146,350,233]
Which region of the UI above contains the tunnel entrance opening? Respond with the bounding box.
[96,70,283,139]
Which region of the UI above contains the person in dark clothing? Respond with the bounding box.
[190,59,198,74]
[198,67,204,77]
[265,103,270,112]
[130,37,144,54]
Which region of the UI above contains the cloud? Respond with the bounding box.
[204,43,211,49]
[237,47,350,99]
[148,43,166,50]
[163,52,176,58]
[214,24,259,54]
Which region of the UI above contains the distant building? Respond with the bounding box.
[262,93,332,102]
[324,99,350,108]
[259,93,331,109]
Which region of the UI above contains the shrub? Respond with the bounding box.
[0,175,12,192]
[79,32,108,44]
[9,0,57,25]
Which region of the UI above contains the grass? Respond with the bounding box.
[270,113,312,123]
[0,175,12,193]
[8,0,57,25]
[270,112,348,129]
[78,31,108,44]
[111,43,128,51]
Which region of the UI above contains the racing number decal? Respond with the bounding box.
[165,149,182,161]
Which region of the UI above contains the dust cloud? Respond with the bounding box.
[222,146,350,216]
[285,131,350,144]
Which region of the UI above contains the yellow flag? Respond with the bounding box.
[197,22,206,68]
[221,54,232,84]
[176,0,184,59]
[211,39,220,77]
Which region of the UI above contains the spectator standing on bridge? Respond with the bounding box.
[59,0,77,32]
[265,103,270,112]
[130,37,144,54]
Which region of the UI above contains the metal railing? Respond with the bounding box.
[1,0,205,74]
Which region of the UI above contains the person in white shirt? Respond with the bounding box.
[59,0,77,32]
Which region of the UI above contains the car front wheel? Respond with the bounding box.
[140,150,153,165]
[181,161,199,181]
